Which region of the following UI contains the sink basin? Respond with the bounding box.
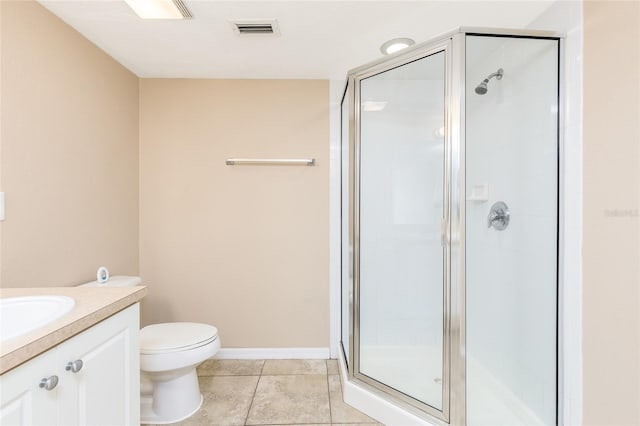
[0,295,75,342]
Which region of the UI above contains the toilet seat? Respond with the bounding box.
[141,323,218,354]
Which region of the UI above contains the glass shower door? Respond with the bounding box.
[355,48,448,416]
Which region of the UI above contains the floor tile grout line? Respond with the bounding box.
[258,373,331,377]
[242,360,266,426]
[243,373,262,426]
[220,423,378,426]
[197,373,268,377]
[326,360,334,424]
[198,372,336,377]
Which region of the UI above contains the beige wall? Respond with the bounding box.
[1,2,331,349]
[139,79,329,348]
[0,1,139,287]
[583,1,640,424]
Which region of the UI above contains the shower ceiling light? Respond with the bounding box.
[124,0,192,19]
[380,38,415,55]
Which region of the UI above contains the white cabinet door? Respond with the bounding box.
[57,304,140,426]
[1,303,140,426]
[0,349,58,426]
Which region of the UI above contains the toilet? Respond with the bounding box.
[80,275,220,424]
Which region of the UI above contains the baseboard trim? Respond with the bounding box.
[214,347,331,360]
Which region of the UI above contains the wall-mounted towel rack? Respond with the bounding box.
[225,158,315,166]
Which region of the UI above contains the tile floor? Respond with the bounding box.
[166,359,382,426]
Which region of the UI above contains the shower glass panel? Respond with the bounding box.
[357,51,446,411]
[465,35,559,425]
[341,83,352,366]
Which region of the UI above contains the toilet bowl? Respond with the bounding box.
[79,276,220,424]
[140,322,220,424]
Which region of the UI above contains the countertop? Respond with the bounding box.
[0,286,147,374]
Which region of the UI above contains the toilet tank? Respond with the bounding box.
[79,276,142,287]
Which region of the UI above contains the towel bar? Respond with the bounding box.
[225,158,315,166]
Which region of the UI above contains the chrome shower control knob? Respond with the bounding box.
[66,360,83,373]
[488,201,510,231]
[39,375,58,391]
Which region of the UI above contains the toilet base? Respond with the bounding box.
[140,368,204,424]
[140,393,203,425]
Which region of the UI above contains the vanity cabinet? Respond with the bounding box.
[0,304,140,425]
[0,349,58,425]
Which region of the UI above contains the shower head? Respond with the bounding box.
[474,68,504,95]
[475,81,488,95]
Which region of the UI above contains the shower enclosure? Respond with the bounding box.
[340,29,560,425]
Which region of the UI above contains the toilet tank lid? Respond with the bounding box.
[140,323,218,353]
[79,275,142,287]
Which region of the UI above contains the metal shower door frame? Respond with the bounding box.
[345,33,465,424]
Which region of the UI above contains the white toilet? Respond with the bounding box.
[80,275,220,424]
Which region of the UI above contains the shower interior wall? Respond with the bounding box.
[465,35,559,426]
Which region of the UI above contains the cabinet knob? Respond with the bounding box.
[65,359,84,373]
[39,375,59,391]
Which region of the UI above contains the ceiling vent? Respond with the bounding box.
[230,19,280,36]
[172,0,192,19]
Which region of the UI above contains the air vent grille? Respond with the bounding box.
[230,19,280,36]
[237,24,273,34]
[172,0,192,19]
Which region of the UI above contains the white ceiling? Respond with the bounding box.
[38,0,557,80]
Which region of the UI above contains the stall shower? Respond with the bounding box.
[340,29,560,425]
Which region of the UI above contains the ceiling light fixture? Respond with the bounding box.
[380,37,415,55]
[124,0,192,19]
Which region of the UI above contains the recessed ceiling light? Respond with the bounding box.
[124,0,192,19]
[380,38,415,55]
